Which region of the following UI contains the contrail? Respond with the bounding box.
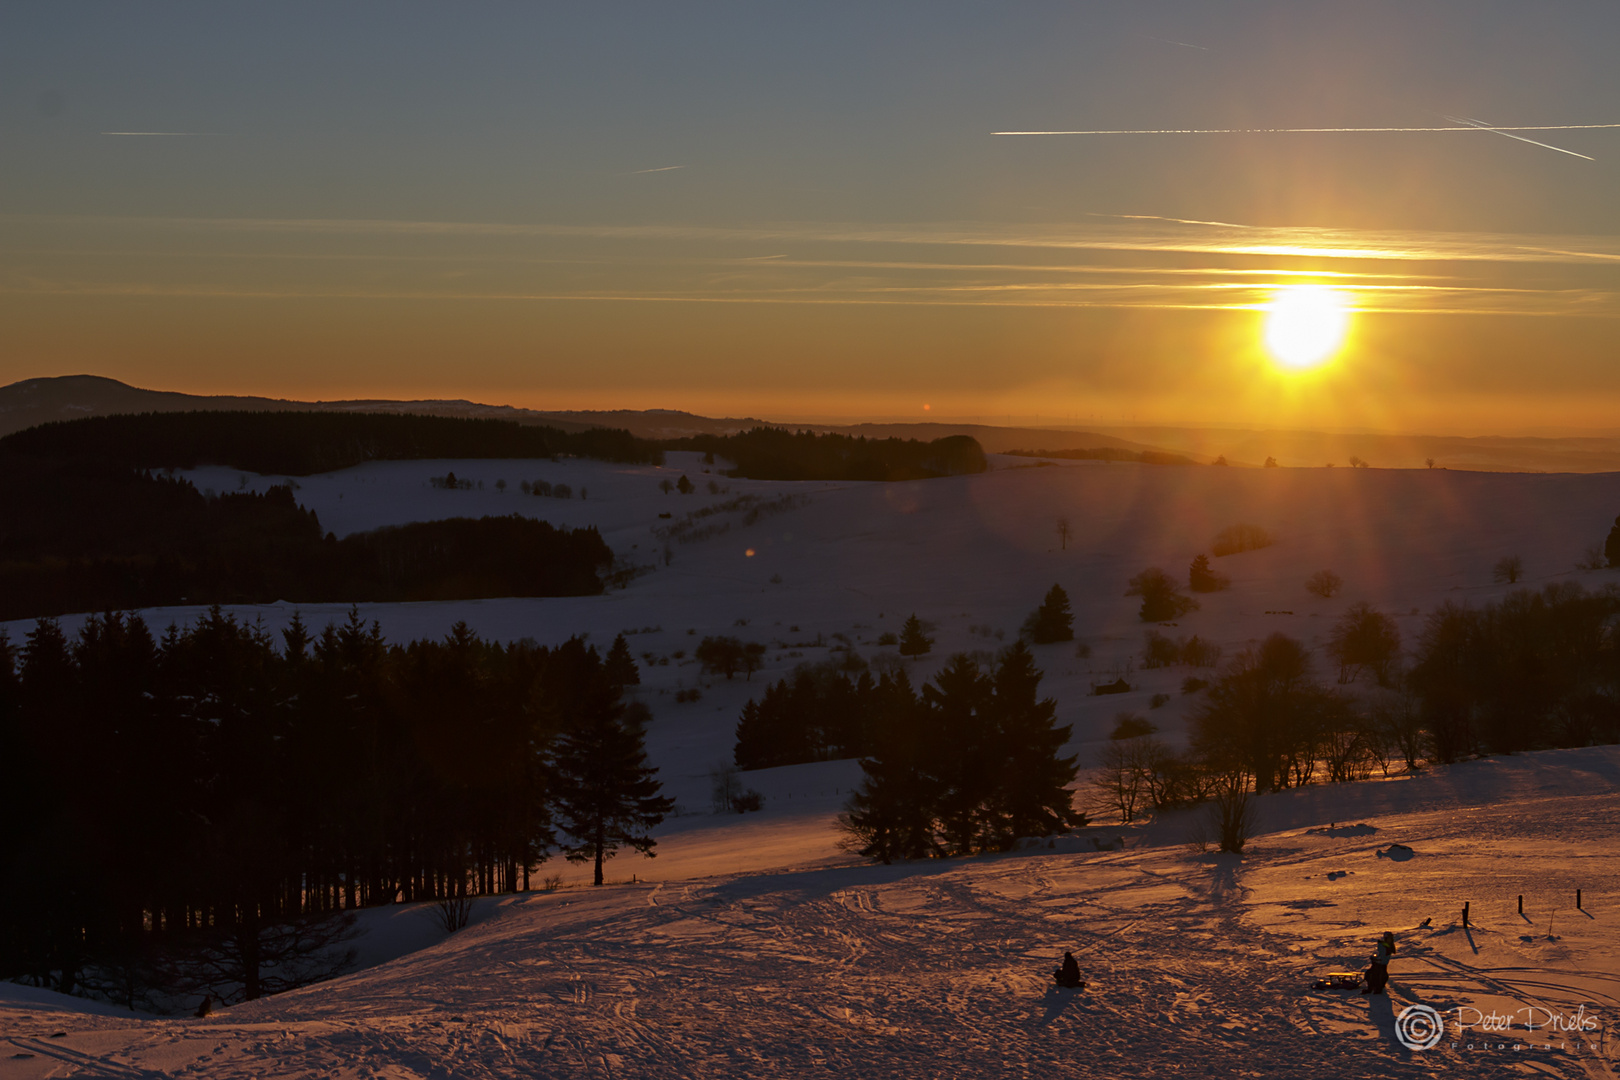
[1441,115,1594,161]
[631,165,685,174]
[993,123,1620,135]
[100,131,220,136]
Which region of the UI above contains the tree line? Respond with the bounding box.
[670,428,988,481]
[0,611,667,1007]
[1096,582,1620,835]
[0,410,663,476]
[0,462,614,621]
[729,643,1084,861]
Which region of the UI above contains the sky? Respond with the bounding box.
[3,2,1620,434]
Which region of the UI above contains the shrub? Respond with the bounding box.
[1110,713,1158,740]
[1211,524,1273,557]
[1125,568,1199,623]
[1493,555,1524,584]
[1305,570,1343,599]
[1142,631,1181,669]
[1150,693,1171,709]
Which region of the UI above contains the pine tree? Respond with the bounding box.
[552,663,673,885]
[604,634,639,690]
[838,670,938,863]
[1188,554,1229,593]
[1022,584,1075,643]
[922,654,995,855]
[897,614,932,657]
[987,642,1085,844]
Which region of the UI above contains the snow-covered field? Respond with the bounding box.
[5,455,1620,1077]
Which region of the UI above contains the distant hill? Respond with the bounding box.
[12,375,1620,472]
[0,375,602,439]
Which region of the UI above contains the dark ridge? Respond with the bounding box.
[669,427,987,481]
[0,410,663,476]
[1004,447,1200,467]
[0,459,612,621]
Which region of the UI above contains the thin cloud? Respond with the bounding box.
[993,122,1620,136]
[630,165,685,174]
[10,212,1620,265]
[1442,115,1593,161]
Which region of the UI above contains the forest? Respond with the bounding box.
[1003,447,1199,466]
[1093,582,1620,836]
[735,643,1086,862]
[0,410,664,475]
[0,611,666,1008]
[0,460,613,620]
[669,428,988,481]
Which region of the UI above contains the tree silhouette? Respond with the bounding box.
[897,614,933,657]
[1055,517,1072,550]
[551,665,673,886]
[988,642,1084,841]
[605,634,640,690]
[1606,515,1620,568]
[1125,568,1198,623]
[1188,554,1229,593]
[1305,570,1343,599]
[1492,555,1524,585]
[1022,584,1075,643]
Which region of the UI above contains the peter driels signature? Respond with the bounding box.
[1451,1005,1601,1035]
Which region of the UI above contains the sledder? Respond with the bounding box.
[1361,932,1396,995]
[1052,951,1086,989]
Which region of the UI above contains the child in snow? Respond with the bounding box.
[1362,932,1396,995]
[1053,951,1084,988]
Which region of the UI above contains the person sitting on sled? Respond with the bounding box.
[1053,951,1084,988]
[1362,932,1396,995]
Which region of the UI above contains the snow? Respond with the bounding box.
[5,456,1620,1076]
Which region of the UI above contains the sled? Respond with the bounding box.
[1312,971,1364,991]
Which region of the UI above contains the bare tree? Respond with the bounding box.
[1210,780,1258,853]
[1493,555,1524,584]
[1056,516,1072,550]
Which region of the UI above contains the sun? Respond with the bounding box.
[1264,285,1351,370]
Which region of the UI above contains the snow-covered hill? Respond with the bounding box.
[4,457,1619,1077]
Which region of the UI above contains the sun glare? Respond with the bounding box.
[1264,286,1351,370]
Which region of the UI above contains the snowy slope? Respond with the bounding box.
[5,457,1620,1077]
[3,750,1615,1078]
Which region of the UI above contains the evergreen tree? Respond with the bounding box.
[1125,568,1199,622]
[1188,554,1229,593]
[839,670,938,863]
[921,654,996,855]
[604,634,640,690]
[1022,584,1075,643]
[987,642,1085,843]
[1607,514,1620,568]
[897,614,933,657]
[551,658,673,885]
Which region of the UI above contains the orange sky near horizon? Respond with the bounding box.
[5,4,1620,437]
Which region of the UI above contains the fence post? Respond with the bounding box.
[1463,901,1470,927]
[1577,889,1582,911]
[1519,895,1524,915]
